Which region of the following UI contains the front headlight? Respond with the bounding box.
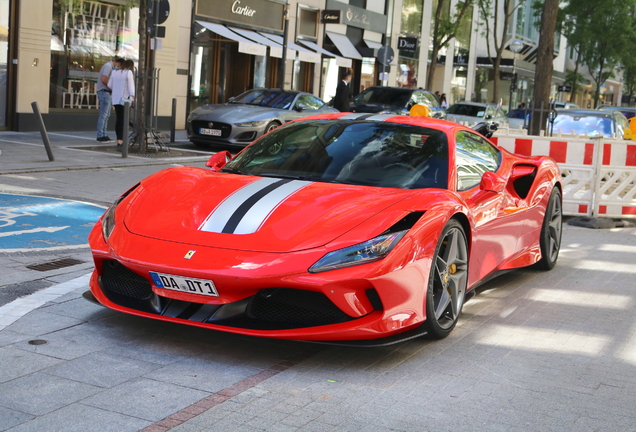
[101,183,140,242]
[235,120,268,127]
[309,231,407,273]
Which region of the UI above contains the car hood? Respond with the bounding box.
[124,167,414,253]
[190,104,281,122]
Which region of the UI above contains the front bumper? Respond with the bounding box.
[88,221,431,342]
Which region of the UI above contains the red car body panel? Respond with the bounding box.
[87,114,561,342]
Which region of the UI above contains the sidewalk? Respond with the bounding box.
[2,130,636,432]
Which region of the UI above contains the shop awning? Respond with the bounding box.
[229,27,294,59]
[325,32,363,60]
[363,39,383,50]
[259,33,321,64]
[297,40,351,67]
[197,21,267,56]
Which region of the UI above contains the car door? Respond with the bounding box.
[455,130,531,284]
[282,94,324,122]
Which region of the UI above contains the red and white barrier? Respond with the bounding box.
[492,131,636,219]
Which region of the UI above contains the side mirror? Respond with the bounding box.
[479,171,506,193]
[206,150,232,171]
[484,114,493,120]
[294,105,306,112]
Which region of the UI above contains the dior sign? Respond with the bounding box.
[398,37,417,53]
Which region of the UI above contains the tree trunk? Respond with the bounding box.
[135,0,148,153]
[530,0,559,136]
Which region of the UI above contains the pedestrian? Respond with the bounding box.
[440,93,449,109]
[96,57,122,142]
[434,90,441,101]
[108,59,135,148]
[332,69,352,112]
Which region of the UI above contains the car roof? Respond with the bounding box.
[450,101,494,108]
[599,106,636,112]
[555,109,612,118]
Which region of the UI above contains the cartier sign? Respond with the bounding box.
[196,0,284,31]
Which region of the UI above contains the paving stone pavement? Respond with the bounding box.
[1,131,636,431]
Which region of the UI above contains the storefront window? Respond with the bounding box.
[397,0,423,88]
[0,0,9,127]
[298,8,318,39]
[50,0,139,110]
[360,58,375,93]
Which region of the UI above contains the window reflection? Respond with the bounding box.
[455,130,500,190]
[50,0,139,110]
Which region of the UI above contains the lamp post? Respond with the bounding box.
[277,1,289,89]
[508,39,523,111]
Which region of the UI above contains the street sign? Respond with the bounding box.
[377,45,394,66]
[147,0,170,37]
[558,85,572,92]
[0,194,104,252]
[321,10,341,24]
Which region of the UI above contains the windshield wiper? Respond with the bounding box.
[258,173,320,181]
[220,167,251,175]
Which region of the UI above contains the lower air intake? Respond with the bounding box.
[246,288,351,327]
[101,260,153,300]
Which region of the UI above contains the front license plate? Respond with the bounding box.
[149,272,218,297]
[200,128,222,136]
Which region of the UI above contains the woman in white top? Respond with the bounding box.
[440,93,449,110]
[108,59,135,146]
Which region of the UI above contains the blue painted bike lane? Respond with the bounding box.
[0,194,105,252]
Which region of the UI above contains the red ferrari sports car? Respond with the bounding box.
[86,113,562,345]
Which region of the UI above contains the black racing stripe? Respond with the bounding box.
[355,114,375,120]
[222,179,292,234]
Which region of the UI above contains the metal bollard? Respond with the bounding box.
[30,102,54,161]
[122,101,130,158]
[170,98,177,143]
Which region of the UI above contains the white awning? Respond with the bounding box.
[259,33,320,63]
[326,32,363,60]
[297,40,351,67]
[197,21,267,56]
[364,39,383,50]
[229,27,294,59]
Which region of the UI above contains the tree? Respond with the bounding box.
[475,0,520,106]
[426,0,474,91]
[561,0,636,108]
[529,0,558,136]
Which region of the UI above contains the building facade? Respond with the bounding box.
[0,0,626,132]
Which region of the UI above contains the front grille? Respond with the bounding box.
[191,120,232,138]
[101,260,153,300]
[246,288,351,327]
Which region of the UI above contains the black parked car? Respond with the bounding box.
[350,86,446,119]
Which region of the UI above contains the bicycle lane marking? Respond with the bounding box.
[0,193,105,252]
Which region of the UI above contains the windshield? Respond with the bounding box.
[447,104,489,117]
[222,120,449,190]
[353,88,412,107]
[230,89,296,109]
[553,114,615,137]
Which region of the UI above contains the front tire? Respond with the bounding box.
[535,187,562,270]
[424,220,469,339]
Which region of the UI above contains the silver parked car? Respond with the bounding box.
[446,102,507,126]
[187,89,338,147]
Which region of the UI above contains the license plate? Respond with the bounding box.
[149,272,218,297]
[200,128,222,136]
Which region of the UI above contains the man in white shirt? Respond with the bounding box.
[96,57,122,142]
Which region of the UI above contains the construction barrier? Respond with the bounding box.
[492,129,636,219]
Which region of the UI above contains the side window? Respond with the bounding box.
[295,95,323,111]
[410,92,424,105]
[484,106,496,119]
[422,92,440,108]
[614,113,627,136]
[455,130,501,191]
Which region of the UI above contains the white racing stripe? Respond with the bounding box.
[199,178,311,234]
[234,180,311,234]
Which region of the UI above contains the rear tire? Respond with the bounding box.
[535,187,562,270]
[424,220,469,339]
